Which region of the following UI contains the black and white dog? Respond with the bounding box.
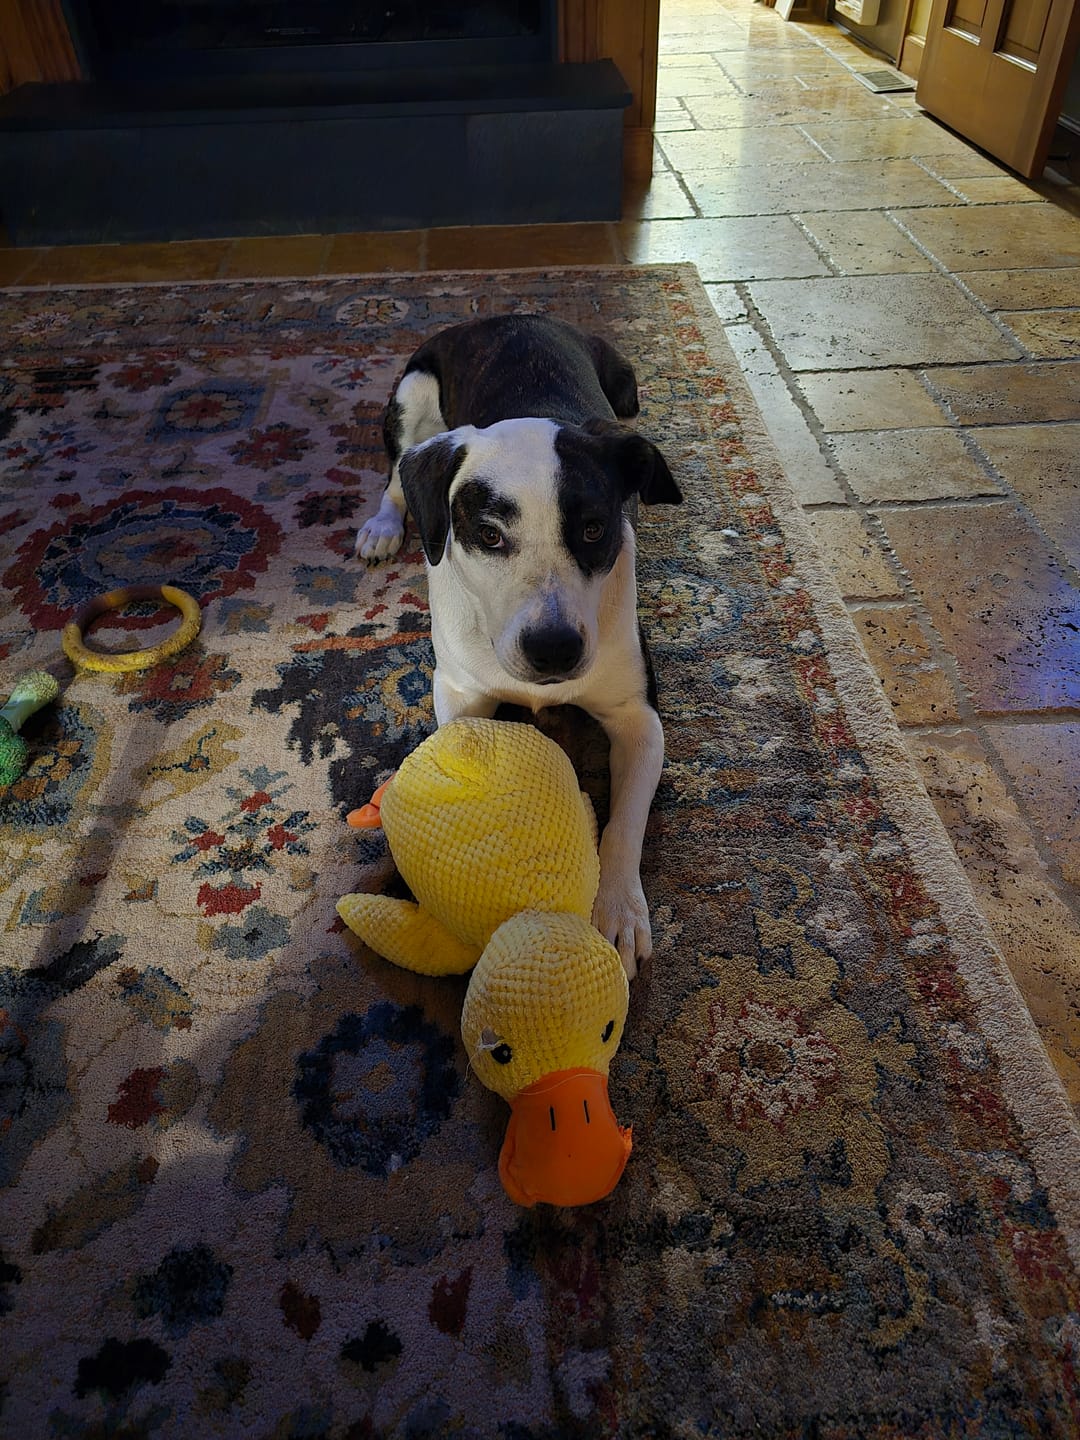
[355,315,682,977]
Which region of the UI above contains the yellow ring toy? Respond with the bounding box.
[62,584,202,674]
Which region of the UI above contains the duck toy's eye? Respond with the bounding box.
[478,1028,513,1064]
[601,1020,615,1043]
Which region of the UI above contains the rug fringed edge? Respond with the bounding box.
[677,266,1080,1269]
[0,262,700,297]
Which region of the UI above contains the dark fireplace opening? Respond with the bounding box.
[67,0,558,81]
[2,0,629,243]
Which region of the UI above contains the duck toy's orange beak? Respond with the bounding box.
[498,1067,632,1209]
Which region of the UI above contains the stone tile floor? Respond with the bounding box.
[1,0,1078,1106]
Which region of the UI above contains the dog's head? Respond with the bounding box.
[399,416,681,686]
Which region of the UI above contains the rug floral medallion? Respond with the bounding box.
[0,268,1077,1439]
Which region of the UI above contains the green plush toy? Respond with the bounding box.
[0,671,60,787]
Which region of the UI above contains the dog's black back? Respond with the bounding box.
[396,315,641,431]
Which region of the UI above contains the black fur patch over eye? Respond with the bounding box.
[552,430,624,579]
[451,479,520,557]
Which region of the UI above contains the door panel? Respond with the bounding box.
[916,0,1080,176]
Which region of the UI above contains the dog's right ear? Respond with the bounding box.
[398,435,468,566]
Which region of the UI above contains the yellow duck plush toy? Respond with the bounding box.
[337,717,632,1209]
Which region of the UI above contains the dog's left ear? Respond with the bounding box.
[584,419,683,506]
[398,434,469,565]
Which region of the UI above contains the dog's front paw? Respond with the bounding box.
[355,511,404,562]
[592,874,651,981]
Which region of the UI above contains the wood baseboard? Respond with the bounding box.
[623,126,655,180]
[0,0,80,94]
[898,32,924,82]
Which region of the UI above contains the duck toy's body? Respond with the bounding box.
[337,718,632,1208]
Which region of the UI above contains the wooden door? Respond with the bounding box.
[916,0,1080,176]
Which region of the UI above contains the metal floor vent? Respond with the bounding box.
[854,68,915,93]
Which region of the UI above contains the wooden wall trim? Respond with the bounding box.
[899,31,925,80]
[559,0,600,64]
[0,0,81,94]
[559,0,660,130]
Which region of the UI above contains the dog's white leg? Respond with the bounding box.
[590,701,664,980]
[356,370,446,562]
[433,670,499,728]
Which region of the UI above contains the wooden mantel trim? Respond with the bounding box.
[0,0,81,93]
[560,0,660,177]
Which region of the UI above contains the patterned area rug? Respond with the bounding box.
[1,267,1078,1439]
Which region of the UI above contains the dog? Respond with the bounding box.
[355,314,682,977]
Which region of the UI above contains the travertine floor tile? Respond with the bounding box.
[848,604,962,723]
[618,217,830,281]
[800,115,972,161]
[949,176,1045,205]
[799,369,947,431]
[659,32,746,54]
[894,203,1080,270]
[830,427,1000,502]
[971,423,1080,567]
[222,235,328,277]
[685,92,889,128]
[686,160,955,216]
[928,362,1080,425]
[622,175,698,221]
[653,110,698,132]
[725,323,846,503]
[998,309,1080,359]
[658,51,725,66]
[0,248,49,285]
[908,729,1080,1108]
[659,126,826,172]
[704,283,750,324]
[427,224,617,269]
[17,240,230,284]
[986,722,1080,886]
[805,508,903,598]
[749,274,1021,369]
[954,267,1080,309]
[716,53,854,79]
[656,67,739,97]
[879,503,1080,712]
[323,231,426,273]
[796,210,936,274]
[918,152,1013,180]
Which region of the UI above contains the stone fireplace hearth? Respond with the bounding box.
[0,1,654,244]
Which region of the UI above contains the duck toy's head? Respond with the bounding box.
[461,911,631,1208]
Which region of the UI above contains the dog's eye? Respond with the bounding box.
[491,1043,513,1065]
[601,1020,615,1043]
[583,521,606,543]
[478,524,504,549]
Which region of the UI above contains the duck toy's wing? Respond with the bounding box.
[336,893,482,977]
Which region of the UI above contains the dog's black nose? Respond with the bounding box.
[520,624,585,678]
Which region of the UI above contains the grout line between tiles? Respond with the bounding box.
[882,210,1039,361]
[723,278,1080,933]
[916,371,1080,589]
